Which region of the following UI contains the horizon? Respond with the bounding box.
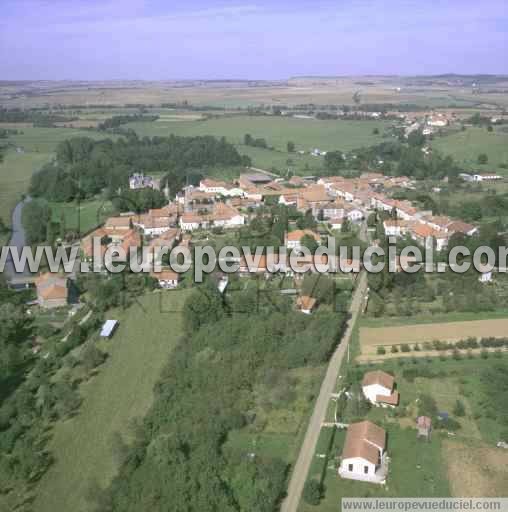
[1,0,507,81]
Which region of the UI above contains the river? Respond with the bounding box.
[3,196,32,283]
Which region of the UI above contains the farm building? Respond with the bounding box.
[362,370,399,407]
[35,273,69,309]
[100,320,119,338]
[338,420,388,484]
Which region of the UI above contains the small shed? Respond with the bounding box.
[100,320,119,338]
[416,416,432,440]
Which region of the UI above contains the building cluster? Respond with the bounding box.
[128,173,161,190]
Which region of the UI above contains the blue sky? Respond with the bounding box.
[1,0,507,80]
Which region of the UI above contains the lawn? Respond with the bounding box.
[124,115,392,174]
[432,126,508,175]
[49,199,116,236]
[300,426,450,512]
[33,290,190,512]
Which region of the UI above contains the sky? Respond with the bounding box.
[1,0,507,80]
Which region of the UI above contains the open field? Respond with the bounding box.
[0,150,52,226]
[125,116,392,152]
[443,440,508,497]
[360,318,508,351]
[2,79,504,109]
[34,290,189,512]
[0,127,113,233]
[432,126,508,174]
[125,115,392,174]
[49,199,115,236]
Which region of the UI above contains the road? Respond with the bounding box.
[280,271,368,512]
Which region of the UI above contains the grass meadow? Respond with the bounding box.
[34,290,189,512]
[124,115,392,174]
[432,126,508,175]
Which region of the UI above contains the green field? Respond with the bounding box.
[432,126,508,174]
[0,150,52,231]
[0,126,113,232]
[49,199,115,236]
[124,115,392,174]
[301,426,449,512]
[34,290,189,512]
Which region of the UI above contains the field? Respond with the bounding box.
[125,115,392,174]
[49,199,115,236]
[0,150,52,229]
[432,126,508,174]
[2,79,503,109]
[33,290,189,512]
[0,126,112,232]
[359,318,508,353]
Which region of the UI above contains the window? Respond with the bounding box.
[364,466,369,474]
[348,464,353,472]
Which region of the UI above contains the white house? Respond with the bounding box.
[362,370,399,407]
[339,421,388,484]
[472,173,502,182]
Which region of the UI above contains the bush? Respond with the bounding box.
[414,343,421,351]
[480,349,489,359]
[391,345,399,353]
[401,344,411,353]
[303,479,324,506]
[376,346,386,355]
[453,400,466,417]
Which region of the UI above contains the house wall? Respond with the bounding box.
[339,457,377,479]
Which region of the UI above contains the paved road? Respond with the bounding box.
[280,271,368,512]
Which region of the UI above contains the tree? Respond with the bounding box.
[487,125,493,132]
[22,198,51,244]
[341,218,352,233]
[300,234,319,254]
[372,127,380,135]
[244,133,253,146]
[303,479,324,505]
[287,141,295,153]
[478,153,489,165]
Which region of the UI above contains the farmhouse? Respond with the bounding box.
[35,273,69,309]
[362,370,399,407]
[338,420,388,484]
[150,269,180,289]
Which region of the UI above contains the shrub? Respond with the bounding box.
[303,479,324,505]
[400,344,411,353]
[453,400,466,417]
[391,345,399,353]
[452,349,461,360]
[414,343,421,351]
[480,349,489,359]
[376,346,386,355]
